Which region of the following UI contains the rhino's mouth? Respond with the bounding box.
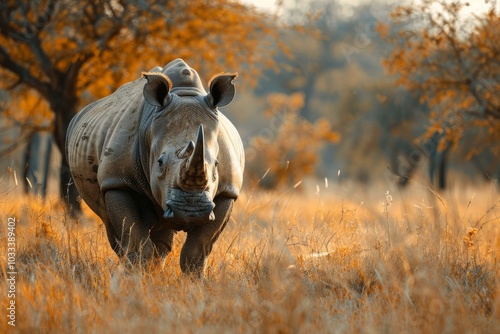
[163,188,215,224]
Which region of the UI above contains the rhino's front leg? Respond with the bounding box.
[180,195,234,277]
[105,190,155,264]
[150,226,175,257]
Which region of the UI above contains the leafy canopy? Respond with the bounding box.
[246,92,340,189]
[379,0,500,155]
[0,0,281,128]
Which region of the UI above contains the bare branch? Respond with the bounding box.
[4,78,22,90]
[0,44,50,97]
[25,35,56,79]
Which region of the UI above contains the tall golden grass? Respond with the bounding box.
[1,179,499,333]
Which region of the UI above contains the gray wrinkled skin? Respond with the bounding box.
[66,59,244,276]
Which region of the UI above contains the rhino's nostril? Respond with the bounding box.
[163,206,174,219]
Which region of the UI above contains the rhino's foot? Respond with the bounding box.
[179,195,234,278]
[150,225,175,258]
[152,242,172,258]
[104,189,160,266]
[180,241,212,278]
[121,239,156,267]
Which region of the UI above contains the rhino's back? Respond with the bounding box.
[217,112,245,198]
[67,78,150,216]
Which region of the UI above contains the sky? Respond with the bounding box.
[242,0,280,12]
[243,0,494,14]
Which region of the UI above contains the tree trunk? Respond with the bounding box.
[50,94,82,218]
[23,131,52,197]
[428,132,449,190]
[437,148,449,190]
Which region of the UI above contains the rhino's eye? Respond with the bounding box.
[213,160,218,181]
[157,153,166,174]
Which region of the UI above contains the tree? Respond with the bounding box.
[245,92,340,189]
[260,0,339,119]
[252,0,414,183]
[380,0,500,155]
[0,0,280,216]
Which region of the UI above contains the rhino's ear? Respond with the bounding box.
[142,72,172,107]
[207,73,237,108]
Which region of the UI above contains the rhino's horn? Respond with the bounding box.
[179,124,208,189]
[190,124,207,178]
[178,140,195,159]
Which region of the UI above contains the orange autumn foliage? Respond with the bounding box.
[0,0,283,137]
[0,0,289,211]
[247,92,340,189]
[379,0,500,154]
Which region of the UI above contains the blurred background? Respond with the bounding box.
[0,0,498,213]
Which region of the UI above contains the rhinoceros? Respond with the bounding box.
[66,59,244,276]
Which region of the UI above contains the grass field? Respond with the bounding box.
[1,178,499,333]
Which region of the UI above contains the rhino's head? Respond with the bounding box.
[142,60,236,225]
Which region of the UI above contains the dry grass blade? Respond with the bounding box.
[0,182,499,333]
